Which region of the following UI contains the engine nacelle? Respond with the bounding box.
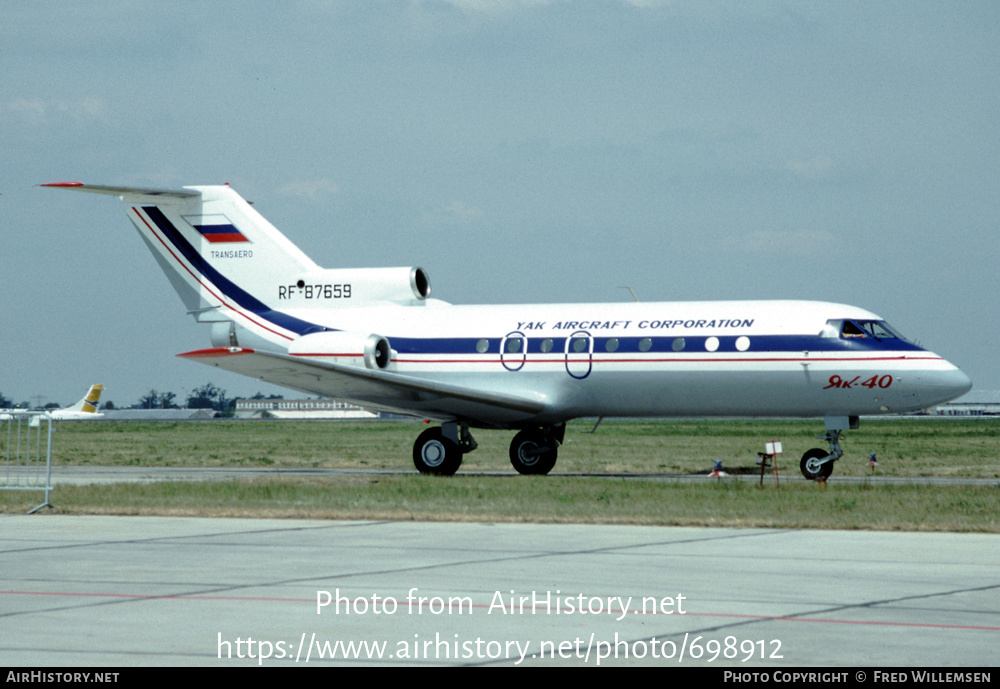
[279,266,430,306]
[288,331,393,370]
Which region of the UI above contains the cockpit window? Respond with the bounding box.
[857,321,897,339]
[841,321,868,338]
[827,319,903,341]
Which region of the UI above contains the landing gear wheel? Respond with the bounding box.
[509,429,558,475]
[800,448,834,480]
[413,428,462,476]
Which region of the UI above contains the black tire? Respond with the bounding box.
[413,427,462,476]
[509,429,558,475]
[800,448,834,480]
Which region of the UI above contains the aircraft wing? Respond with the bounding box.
[179,347,550,424]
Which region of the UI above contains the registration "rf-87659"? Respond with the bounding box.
[278,283,352,300]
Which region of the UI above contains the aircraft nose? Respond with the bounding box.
[919,361,972,407]
[944,366,973,400]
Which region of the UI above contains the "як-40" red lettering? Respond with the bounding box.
[823,374,893,390]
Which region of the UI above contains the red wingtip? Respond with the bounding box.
[40,182,84,187]
[178,347,255,359]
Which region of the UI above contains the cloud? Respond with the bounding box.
[423,200,484,227]
[441,201,483,222]
[277,179,340,200]
[433,0,562,12]
[4,96,107,125]
[725,229,836,256]
[785,155,834,180]
[432,0,665,11]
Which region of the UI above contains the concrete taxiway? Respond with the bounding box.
[1,516,997,666]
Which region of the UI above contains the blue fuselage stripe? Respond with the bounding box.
[387,335,925,356]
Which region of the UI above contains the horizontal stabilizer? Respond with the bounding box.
[41,182,200,199]
[179,347,549,423]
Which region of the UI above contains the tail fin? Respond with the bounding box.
[48,384,104,419]
[43,182,321,349]
[62,384,103,414]
[43,183,433,352]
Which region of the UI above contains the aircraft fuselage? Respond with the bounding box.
[268,299,969,427]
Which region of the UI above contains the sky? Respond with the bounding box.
[1,0,997,408]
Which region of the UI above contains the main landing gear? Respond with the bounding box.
[508,425,565,475]
[412,422,477,476]
[799,415,859,480]
[412,422,565,476]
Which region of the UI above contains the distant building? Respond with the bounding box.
[100,408,219,421]
[936,390,1000,416]
[234,398,379,420]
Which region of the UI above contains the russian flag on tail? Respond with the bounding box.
[188,214,250,243]
[194,222,249,243]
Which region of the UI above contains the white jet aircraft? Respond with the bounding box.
[44,182,972,478]
[49,384,105,420]
[1,384,104,421]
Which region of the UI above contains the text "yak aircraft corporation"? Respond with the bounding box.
[45,182,971,479]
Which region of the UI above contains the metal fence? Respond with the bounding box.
[1,411,54,513]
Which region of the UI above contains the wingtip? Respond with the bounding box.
[40,182,84,188]
[178,347,255,359]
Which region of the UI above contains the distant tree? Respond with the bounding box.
[0,392,12,408]
[43,402,61,411]
[138,389,161,409]
[187,383,229,411]
[103,400,116,410]
[137,389,179,409]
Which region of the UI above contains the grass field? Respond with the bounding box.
[2,418,998,531]
[38,417,1000,477]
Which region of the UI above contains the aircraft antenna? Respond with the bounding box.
[618,286,639,302]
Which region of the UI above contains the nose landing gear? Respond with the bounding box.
[799,415,858,480]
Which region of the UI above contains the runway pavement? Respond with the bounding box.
[1,515,997,667]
